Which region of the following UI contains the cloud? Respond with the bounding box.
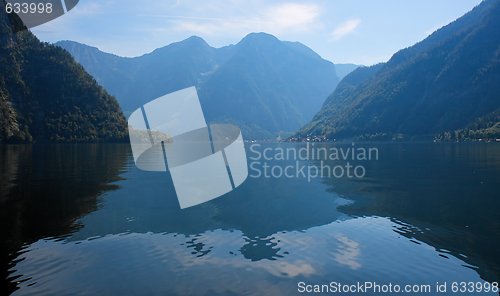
[333,234,361,270]
[161,3,321,36]
[263,3,320,32]
[330,18,361,41]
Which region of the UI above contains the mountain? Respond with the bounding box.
[299,0,500,140]
[300,64,384,137]
[58,36,222,114]
[0,1,127,143]
[334,63,360,80]
[198,33,340,137]
[435,109,500,141]
[57,33,340,139]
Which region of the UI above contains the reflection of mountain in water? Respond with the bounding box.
[0,144,129,294]
[69,169,352,262]
[66,144,352,262]
[2,143,498,295]
[320,143,500,283]
[0,147,19,202]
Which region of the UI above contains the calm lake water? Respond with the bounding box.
[0,142,499,295]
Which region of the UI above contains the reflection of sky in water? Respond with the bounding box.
[11,217,494,296]
[333,233,361,270]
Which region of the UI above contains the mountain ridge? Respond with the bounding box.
[299,0,500,140]
[57,33,341,139]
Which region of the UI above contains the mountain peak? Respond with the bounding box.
[239,32,280,46]
[167,35,210,49]
[148,35,211,57]
[183,35,209,45]
[169,35,212,50]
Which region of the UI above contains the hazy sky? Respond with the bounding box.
[32,0,482,65]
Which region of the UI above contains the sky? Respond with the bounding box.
[32,0,483,65]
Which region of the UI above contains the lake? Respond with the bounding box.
[1,142,499,295]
